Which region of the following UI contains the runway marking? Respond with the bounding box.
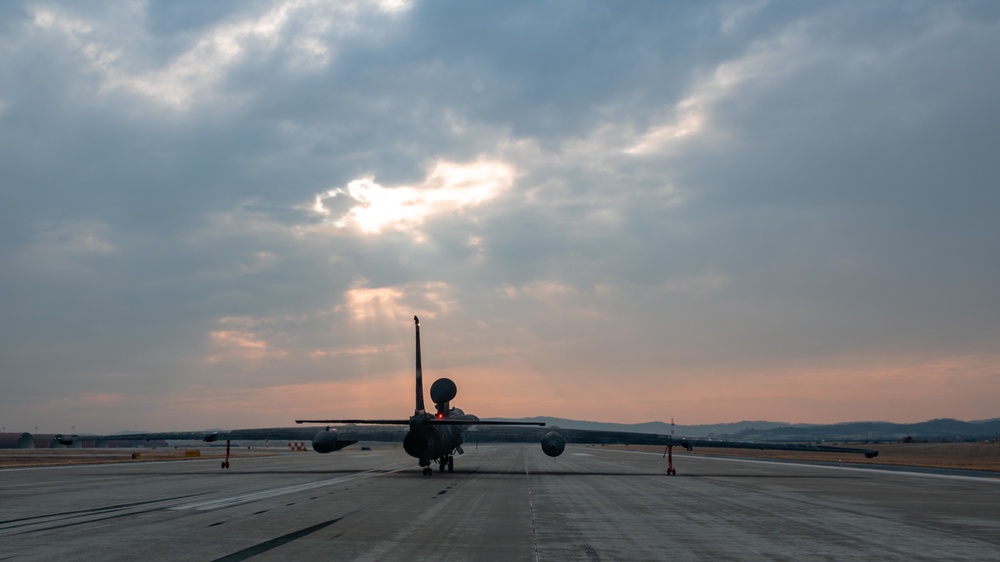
[590,447,1000,483]
[171,466,409,511]
[524,452,539,562]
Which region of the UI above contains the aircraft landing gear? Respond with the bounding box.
[437,454,455,473]
[221,440,231,469]
[421,453,457,476]
[664,445,676,476]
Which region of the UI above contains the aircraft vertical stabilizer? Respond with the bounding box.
[414,316,426,415]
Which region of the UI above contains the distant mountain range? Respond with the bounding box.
[488,417,1000,442]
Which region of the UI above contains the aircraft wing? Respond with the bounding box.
[463,425,879,458]
[72,427,331,444]
[73,425,413,444]
[332,426,410,442]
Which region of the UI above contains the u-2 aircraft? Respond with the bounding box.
[68,316,878,475]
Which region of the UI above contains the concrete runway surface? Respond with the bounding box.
[1,445,998,561]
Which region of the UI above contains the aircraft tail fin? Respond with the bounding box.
[414,316,425,415]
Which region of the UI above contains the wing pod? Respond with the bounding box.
[541,430,567,457]
[311,428,357,454]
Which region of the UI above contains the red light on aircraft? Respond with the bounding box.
[436,413,444,419]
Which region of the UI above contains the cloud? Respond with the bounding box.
[207,329,285,364]
[2,1,999,431]
[502,281,576,302]
[27,221,117,257]
[26,0,413,111]
[341,281,455,323]
[309,158,515,237]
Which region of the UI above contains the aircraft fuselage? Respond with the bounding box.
[403,408,477,463]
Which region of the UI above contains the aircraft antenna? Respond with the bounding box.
[414,316,426,415]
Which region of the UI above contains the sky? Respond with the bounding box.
[2,0,999,433]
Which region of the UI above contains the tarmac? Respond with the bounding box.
[1,444,998,561]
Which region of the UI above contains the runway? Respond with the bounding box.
[2,445,998,561]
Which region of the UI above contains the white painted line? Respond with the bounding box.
[585,446,1000,483]
[170,465,410,511]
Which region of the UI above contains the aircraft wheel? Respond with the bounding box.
[448,457,454,472]
[667,468,676,476]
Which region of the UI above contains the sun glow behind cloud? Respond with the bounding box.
[342,281,455,323]
[311,159,515,236]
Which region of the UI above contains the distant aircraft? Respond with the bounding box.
[67,316,878,475]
